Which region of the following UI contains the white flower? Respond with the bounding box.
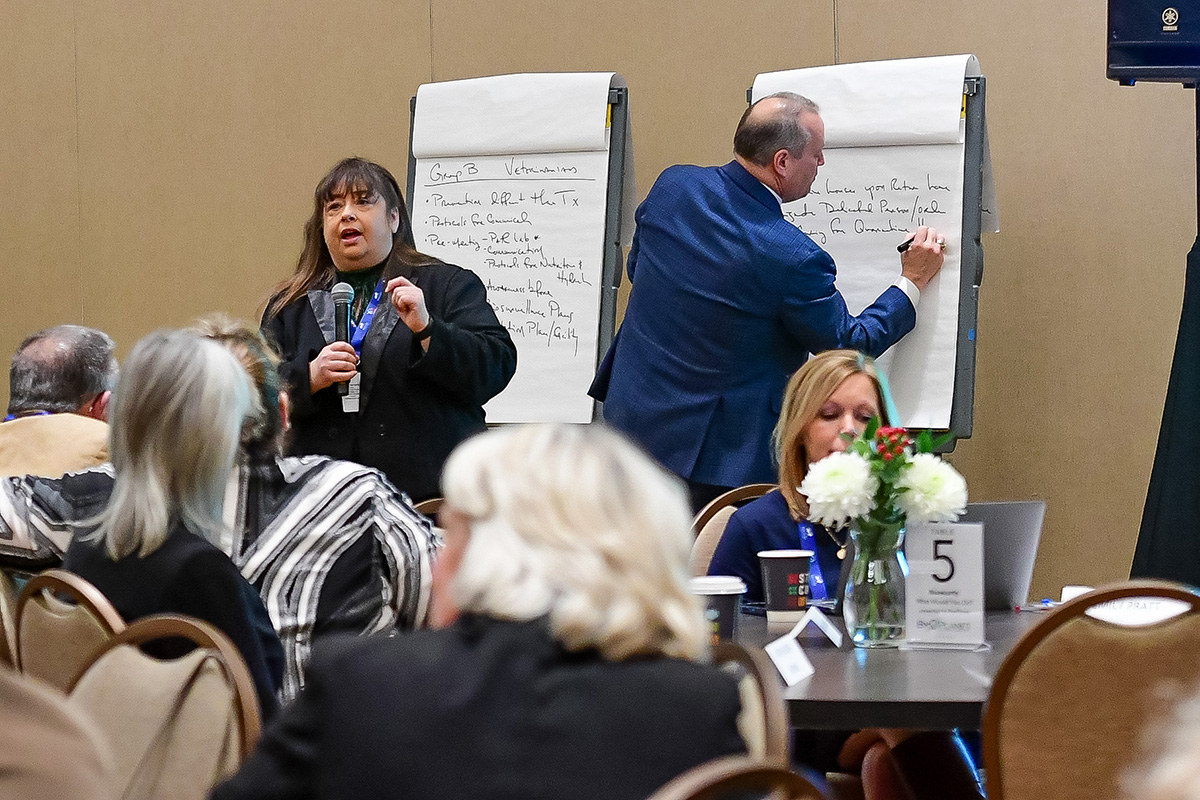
[799,451,878,528]
[895,453,968,523]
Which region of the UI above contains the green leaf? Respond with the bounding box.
[864,416,881,440]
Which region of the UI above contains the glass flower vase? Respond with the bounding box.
[842,516,907,648]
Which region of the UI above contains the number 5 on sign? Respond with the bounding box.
[904,522,985,649]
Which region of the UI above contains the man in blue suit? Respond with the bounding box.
[592,92,946,510]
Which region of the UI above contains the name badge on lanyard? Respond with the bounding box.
[342,279,386,414]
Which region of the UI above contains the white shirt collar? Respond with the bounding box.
[758,180,784,208]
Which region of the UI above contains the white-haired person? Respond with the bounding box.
[212,423,746,800]
[64,330,283,718]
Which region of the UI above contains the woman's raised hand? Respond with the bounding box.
[309,341,358,393]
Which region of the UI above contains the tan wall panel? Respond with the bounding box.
[0,0,82,410]
[73,1,432,356]
[838,2,1196,598]
[5,0,1194,606]
[429,1,835,198]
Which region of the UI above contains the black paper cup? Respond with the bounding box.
[758,549,813,626]
[689,576,747,645]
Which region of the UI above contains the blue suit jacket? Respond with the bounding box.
[595,161,915,486]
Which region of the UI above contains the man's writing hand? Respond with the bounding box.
[900,225,945,291]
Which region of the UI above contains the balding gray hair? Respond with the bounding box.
[8,325,118,416]
[733,92,821,167]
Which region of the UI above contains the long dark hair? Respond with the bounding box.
[265,157,436,317]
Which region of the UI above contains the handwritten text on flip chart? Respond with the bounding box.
[411,151,610,423]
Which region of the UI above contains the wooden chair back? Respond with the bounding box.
[413,497,444,517]
[67,614,261,800]
[712,642,790,767]
[16,569,125,691]
[646,755,828,800]
[983,580,1200,800]
[691,484,775,576]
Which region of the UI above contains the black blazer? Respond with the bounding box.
[63,523,282,718]
[213,615,747,800]
[263,261,517,501]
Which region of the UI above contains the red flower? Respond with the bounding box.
[877,426,911,452]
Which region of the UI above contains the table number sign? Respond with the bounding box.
[904,521,985,649]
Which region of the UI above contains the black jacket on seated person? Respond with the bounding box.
[213,614,746,800]
[64,522,283,719]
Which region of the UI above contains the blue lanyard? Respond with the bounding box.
[348,279,386,354]
[797,520,829,601]
[3,411,50,422]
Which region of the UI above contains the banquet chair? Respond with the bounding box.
[67,614,261,800]
[16,569,125,691]
[983,580,1200,800]
[646,754,829,800]
[713,642,790,767]
[413,497,444,517]
[0,569,19,665]
[691,483,776,576]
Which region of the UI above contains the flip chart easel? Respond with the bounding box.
[405,73,631,424]
[752,55,996,442]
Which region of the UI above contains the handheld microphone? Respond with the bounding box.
[331,282,354,396]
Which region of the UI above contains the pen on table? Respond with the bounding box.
[1015,599,1057,613]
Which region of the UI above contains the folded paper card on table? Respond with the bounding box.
[904,521,985,649]
[789,606,843,647]
[764,635,815,686]
[764,608,844,686]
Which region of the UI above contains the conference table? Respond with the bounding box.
[735,609,1039,731]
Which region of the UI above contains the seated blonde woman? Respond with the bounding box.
[213,423,745,800]
[708,350,983,800]
[707,349,882,604]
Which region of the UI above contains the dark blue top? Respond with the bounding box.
[707,490,844,603]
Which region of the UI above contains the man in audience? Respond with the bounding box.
[591,92,946,510]
[0,325,117,478]
[0,317,437,700]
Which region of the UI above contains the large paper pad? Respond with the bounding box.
[753,55,996,428]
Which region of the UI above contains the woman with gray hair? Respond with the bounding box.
[64,330,282,718]
[213,423,745,800]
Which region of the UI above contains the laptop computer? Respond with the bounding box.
[959,500,1046,611]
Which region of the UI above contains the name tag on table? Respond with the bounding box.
[763,607,844,686]
[764,635,815,686]
[904,522,985,649]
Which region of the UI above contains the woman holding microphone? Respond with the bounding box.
[262,157,516,501]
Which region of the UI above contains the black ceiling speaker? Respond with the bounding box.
[1109,0,1200,85]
